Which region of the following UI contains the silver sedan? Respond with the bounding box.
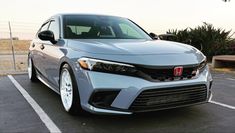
[28,14,213,115]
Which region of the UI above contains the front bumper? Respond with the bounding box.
[75,65,213,114]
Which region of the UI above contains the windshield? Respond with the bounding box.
[63,15,152,40]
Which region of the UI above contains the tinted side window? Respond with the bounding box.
[40,22,50,32]
[36,22,50,38]
[119,23,142,38]
[48,20,60,40]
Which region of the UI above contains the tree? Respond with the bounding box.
[167,22,235,57]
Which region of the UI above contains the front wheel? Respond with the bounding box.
[60,64,83,115]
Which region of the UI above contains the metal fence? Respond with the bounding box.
[0,21,40,74]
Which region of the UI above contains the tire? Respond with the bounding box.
[60,64,83,115]
[28,57,38,82]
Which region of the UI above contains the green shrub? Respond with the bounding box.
[167,22,235,57]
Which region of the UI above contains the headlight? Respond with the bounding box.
[198,58,207,73]
[78,57,137,75]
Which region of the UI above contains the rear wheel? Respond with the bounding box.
[60,64,83,115]
[28,57,38,82]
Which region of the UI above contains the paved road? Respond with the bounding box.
[0,72,235,133]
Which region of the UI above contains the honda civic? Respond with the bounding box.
[28,14,213,115]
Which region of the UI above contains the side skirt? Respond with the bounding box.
[36,71,60,95]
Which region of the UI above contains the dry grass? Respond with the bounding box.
[208,63,235,75]
[0,39,30,54]
[0,54,28,75]
[213,68,235,73]
[0,40,29,74]
[0,60,27,71]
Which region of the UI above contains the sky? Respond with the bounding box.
[0,0,234,39]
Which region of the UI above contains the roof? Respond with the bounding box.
[52,13,125,18]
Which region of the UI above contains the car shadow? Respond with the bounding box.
[14,75,213,132]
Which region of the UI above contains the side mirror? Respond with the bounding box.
[38,30,56,44]
[149,32,158,40]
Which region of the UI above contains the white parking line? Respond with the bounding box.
[210,100,235,110]
[8,75,61,133]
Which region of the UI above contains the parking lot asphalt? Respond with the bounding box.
[0,76,48,132]
[0,71,235,133]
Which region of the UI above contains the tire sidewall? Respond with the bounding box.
[28,56,37,81]
[60,64,82,115]
[28,57,33,80]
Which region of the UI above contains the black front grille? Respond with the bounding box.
[129,85,207,112]
[136,65,198,82]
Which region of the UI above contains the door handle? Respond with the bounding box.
[40,44,45,50]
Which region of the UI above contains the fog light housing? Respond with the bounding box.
[89,90,120,109]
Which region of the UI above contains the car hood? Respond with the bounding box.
[67,39,205,66]
[67,39,198,55]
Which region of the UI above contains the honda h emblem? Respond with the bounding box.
[174,66,183,77]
